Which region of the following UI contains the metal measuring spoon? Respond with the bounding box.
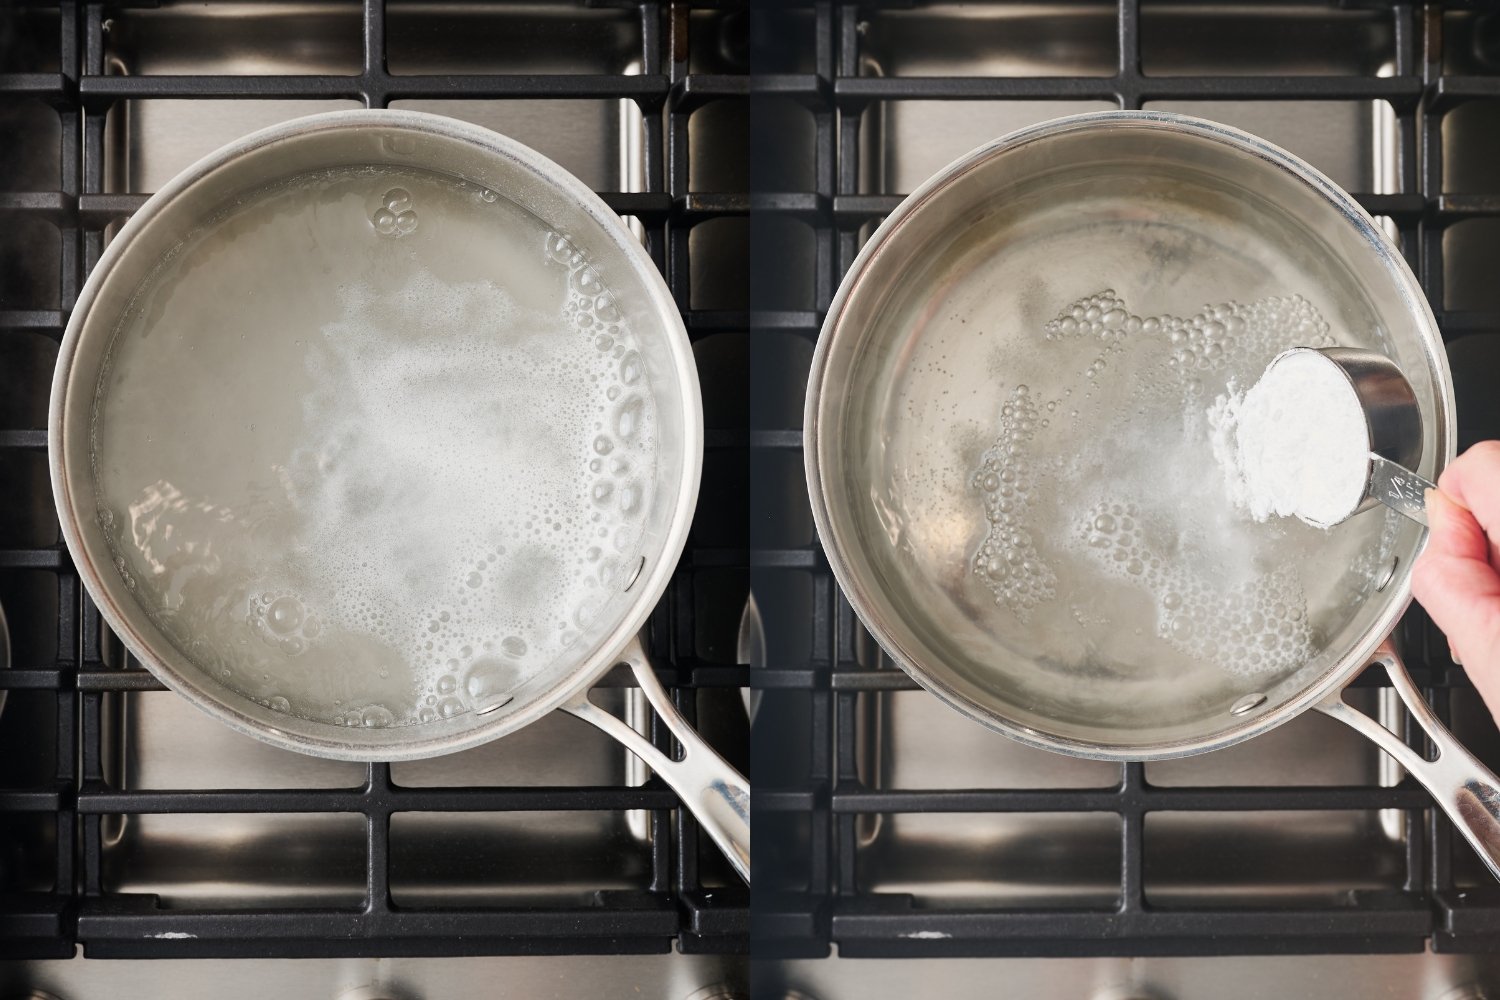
[1272,346,1435,527]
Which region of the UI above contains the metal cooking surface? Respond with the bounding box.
[12,0,1500,996]
[0,0,749,978]
[0,952,745,1000]
[101,691,655,908]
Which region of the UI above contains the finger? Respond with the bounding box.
[1413,489,1500,697]
[1424,487,1489,563]
[1437,441,1500,568]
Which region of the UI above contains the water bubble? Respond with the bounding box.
[464,655,519,711]
[615,396,644,439]
[619,481,642,515]
[571,266,603,298]
[501,635,527,657]
[361,705,394,728]
[593,435,615,455]
[465,571,483,589]
[619,351,642,385]
[267,595,304,634]
[268,695,290,714]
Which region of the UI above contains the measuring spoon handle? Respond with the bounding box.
[1368,453,1435,527]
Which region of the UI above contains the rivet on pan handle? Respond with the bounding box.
[561,633,750,884]
[1316,640,1500,882]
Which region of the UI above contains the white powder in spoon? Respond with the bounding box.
[1209,350,1370,527]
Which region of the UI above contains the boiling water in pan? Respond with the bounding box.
[868,210,1401,709]
[91,167,660,728]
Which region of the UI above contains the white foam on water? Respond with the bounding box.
[91,167,660,727]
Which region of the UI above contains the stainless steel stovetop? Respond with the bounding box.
[9,2,1500,999]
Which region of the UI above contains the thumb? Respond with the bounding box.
[1413,488,1500,670]
[1425,487,1489,562]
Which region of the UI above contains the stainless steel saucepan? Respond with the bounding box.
[806,111,1500,879]
[51,110,748,882]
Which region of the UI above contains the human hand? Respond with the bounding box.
[1411,441,1500,718]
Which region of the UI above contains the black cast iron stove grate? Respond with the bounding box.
[0,0,749,960]
[750,0,1500,961]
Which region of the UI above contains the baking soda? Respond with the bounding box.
[1209,350,1369,526]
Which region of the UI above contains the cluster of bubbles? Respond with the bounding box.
[1076,499,1314,676]
[548,228,654,565]
[333,704,397,728]
[1044,289,1141,341]
[971,287,1338,675]
[1159,294,1332,377]
[1042,289,1138,385]
[1078,501,1153,579]
[970,384,1056,618]
[1158,563,1315,678]
[371,187,419,238]
[249,592,322,657]
[1048,289,1334,385]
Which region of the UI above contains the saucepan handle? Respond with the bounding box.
[1316,640,1500,881]
[562,634,750,884]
